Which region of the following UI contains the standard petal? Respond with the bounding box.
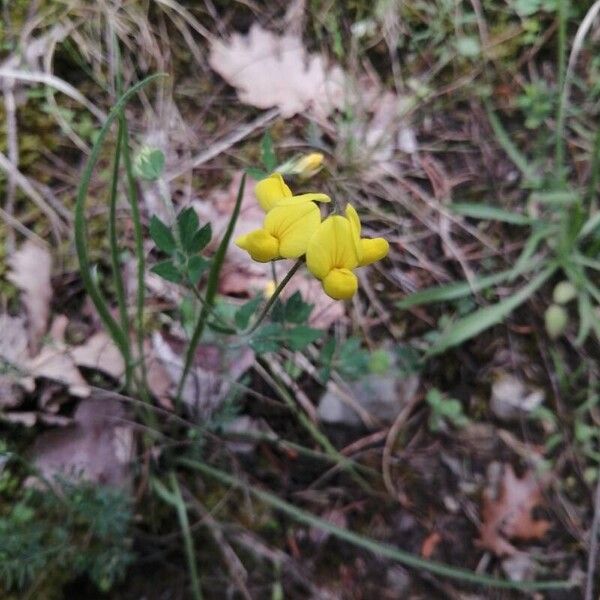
[266,202,321,258]
[322,268,358,300]
[255,173,292,212]
[276,192,331,205]
[306,215,359,279]
[235,229,279,262]
[358,238,389,266]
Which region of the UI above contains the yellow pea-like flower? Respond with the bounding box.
[255,173,292,212]
[254,173,329,212]
[306,204,389,300]
[236,197,329,263]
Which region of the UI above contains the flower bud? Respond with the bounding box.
[552,281,577,305]
[544,304,568,339]
[134,146,165,181]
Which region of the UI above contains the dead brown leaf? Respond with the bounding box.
[71,331,125,380]
[209,24,345,119]
[30,395,134,489]
[7,240,52,352]
[478,464,551,556]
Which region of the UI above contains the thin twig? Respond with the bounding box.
[166,108,279,181]
[584,467,600,600]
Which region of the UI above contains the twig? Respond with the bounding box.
[166,108,279,181]
[0,149,65,239]
[382,393,423,501]
[184,492,252,600]
[584,468,600,600]
[3,79,18,251]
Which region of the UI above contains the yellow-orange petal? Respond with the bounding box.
[235,229,279,262]
[306,215,359,280]
[358,238,389,267]
[265,202,321,258]
[255,173,292,212]
[322,268,358,300]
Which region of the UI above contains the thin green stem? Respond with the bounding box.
[120,116,148,393]
[176,174,246,400]
[555,0,569,186]
[254,360,371,491]
[246,260,302,334]
[153,474,203,600]
[74,73,166,362]
[107,118,132,389]
[188,285,236,334]
[179,459,573,592]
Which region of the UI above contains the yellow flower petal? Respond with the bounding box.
[255,173,292,212]
[358,238,389,267]
[235,229,279,262]
[345,204,361,239]
[265,202,321,258]
[322,268,358,300]
[306,215,359,280]
[276,192,330,206]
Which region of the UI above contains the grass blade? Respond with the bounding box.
[426,266,556,356]
[450,203,534,225]
[398,266,523,309]
[179,459,573,592]
[484,100,540,187]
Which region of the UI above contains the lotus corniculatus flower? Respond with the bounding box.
[306,204,389,300]
[235,175,330,262]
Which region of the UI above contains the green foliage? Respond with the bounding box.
[426,389,470,432]
[517,82,555,129]
[249,291,322,353]
[0,476,134,594]
[149,209,213,287]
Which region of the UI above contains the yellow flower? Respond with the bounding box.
[236,196,330,263]
[254,172,329,212]
[306,204,389,300]
[293,152,324,179]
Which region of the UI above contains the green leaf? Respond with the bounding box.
[187,256,209,285]
[250,323,285,354]
[149,215,176,254]
[426,266,556,356]
[576,291,593,345]
[177,208,199,254]
[235,295,263,330]
[397,267,517,309]
[285,326,323,351]
[151,260,182,283]
[189,223,212,253]
[261,130,277,172]
[272,292,313,324]
[450,203,533,225]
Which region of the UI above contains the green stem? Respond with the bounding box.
[555,0,569,186]
[154,474,203,600]
[74,73,166,362]
[179,459,573,592]
[176,174,246,401]
[120,116,148,393]
[254,360,371,491]
[246,260,302,334]
[107,118,132,389]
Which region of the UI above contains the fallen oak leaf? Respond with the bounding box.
[478,463,551,556]
[209,24,345,119]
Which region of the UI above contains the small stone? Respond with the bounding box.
[490,373,544,421]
